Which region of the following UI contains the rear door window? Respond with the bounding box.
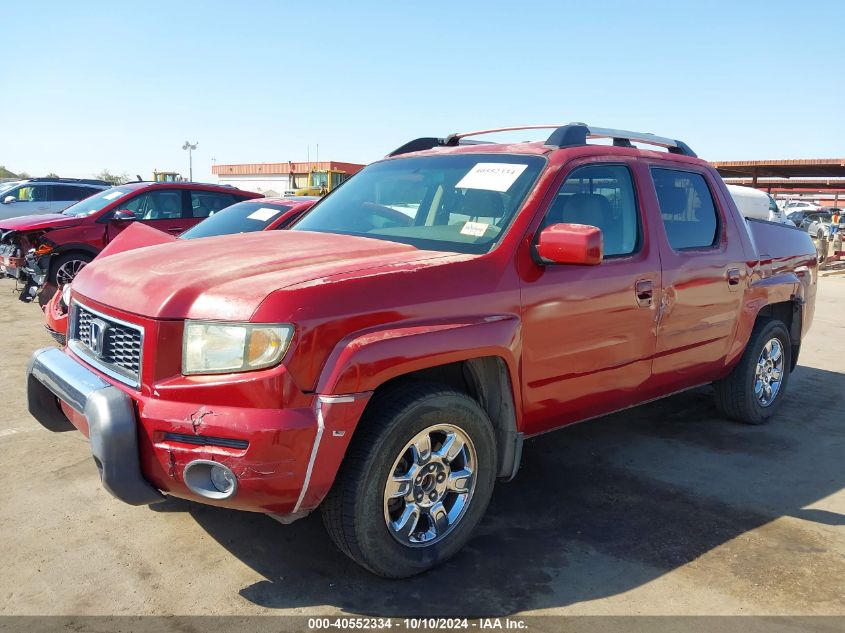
[190,191,238,218]
[651,168,720,250]
[123,190,184,220]
[52,185,92,202]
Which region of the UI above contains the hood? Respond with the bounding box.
[97,222,177,259]
[0,213,83,231]
[72,230,457,320]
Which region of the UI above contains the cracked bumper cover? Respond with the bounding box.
[26,347,373,516]
[26,347,164,505]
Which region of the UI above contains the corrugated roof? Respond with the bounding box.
[724,177,845,192]
[712,159,845,179]
[212,161,365,176]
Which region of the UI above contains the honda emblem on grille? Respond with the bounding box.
[87,318,109,359]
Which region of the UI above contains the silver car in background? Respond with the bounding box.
[804,210,841,240]
[0,178,110,220]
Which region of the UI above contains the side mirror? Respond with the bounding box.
[3,196,15,204]
[111,209,136,222]
[536,223,603,266]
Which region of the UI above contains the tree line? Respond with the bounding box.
[0,166,131,185]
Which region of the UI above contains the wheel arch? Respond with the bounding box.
[726,270,810,375]
[365,356,523,481]
[46,244,99,281]
[316,317,524,480]
[754,299,803,371]
[51,243,99,259]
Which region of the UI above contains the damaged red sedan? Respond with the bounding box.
[44,196,318,344]
[0,181,260,301]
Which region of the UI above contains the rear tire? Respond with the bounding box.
[321,382,497,578]
[713,318,792,425]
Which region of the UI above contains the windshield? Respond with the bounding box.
[180,201,294,239]
[767,195,779,214]
[311,172,329,188]
[292,154,545,253]
[62,187,132,217]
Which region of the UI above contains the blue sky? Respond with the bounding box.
[2,0,843,181]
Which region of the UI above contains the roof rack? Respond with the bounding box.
[546,123,696,156]
[388,123,696,158]
[386,137,492,157]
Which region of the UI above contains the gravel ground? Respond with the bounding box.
[0,275,843,619]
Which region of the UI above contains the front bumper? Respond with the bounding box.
[27,347,164,505]
[26,346,372,515]
[43,288,68,344]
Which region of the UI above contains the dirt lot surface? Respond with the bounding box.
[1,275,843,619]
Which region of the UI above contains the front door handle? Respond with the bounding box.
[167,227,184,234]
[635,279,653,307]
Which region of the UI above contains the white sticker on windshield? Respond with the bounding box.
[102,191,125,200]
[247,207,281,221]
[456,163,528,192]
[460,221,489,237]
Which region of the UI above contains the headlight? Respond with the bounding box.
[182,321,294,375]
[60,283,72,308]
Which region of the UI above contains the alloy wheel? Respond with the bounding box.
[383,424,477,548]
[754,337,784,407]
[55,259,87,286]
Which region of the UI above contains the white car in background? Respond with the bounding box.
[725,185,790,224]
[0,178,111,220]
[784,200,822,216]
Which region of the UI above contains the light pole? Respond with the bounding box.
[182,141,198,181]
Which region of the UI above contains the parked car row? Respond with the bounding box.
[0,177,112,220]
[12,123,819,578]
[0,180,264,300]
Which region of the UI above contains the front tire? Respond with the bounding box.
[713,318,792,425]
[50,252,91,286]
[321,382,497,578]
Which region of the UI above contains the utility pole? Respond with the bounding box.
[182,141,198,181]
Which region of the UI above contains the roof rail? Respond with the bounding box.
[388,123,696,158]
[386,137,492,157]
[25,177,112,186]
[545,123,696,157]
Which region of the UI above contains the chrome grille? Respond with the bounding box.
[71,302,143,387]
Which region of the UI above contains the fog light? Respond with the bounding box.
[183,460,238,500]
[210,464,235,494]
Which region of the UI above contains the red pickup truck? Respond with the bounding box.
[26,124,817,578]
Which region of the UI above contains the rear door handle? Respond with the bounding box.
[635,279,653,307]
[167,227,184,234]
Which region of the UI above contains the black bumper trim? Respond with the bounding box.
[26,347,164,506]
